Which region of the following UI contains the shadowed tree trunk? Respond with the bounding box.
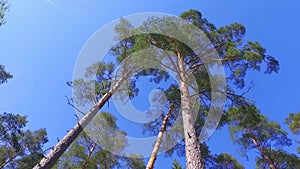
[146,105,174,169]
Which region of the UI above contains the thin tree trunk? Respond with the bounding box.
[248,135,277,169]
[177,52,204,169]
[0,153,17,169]
[81,142,97,169]
[33,72,129,169]
[146,105,174,169]
[0,146,27,169]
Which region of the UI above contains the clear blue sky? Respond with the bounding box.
[0,0,300,168]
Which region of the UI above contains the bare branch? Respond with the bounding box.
[65,96,86,116]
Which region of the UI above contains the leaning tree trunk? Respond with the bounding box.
[0,146,27,169]
[177,52,204,169]
[146,105,174,169]
[247,132,277,169]
[81,142,97,169]
[33,74,128,169]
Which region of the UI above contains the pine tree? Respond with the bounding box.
[226,104,293,169]
[34,9,279,168]
[255,149,300,169]
[285,112,300,153]
[136,9,279,168]
[0,112,48,169]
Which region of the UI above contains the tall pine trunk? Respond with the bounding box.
[33,73,128,169]
[177,52,204,169]
[146,105,174,169]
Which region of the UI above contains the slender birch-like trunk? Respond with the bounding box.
[146,105,174,169]
[177,52,204,169]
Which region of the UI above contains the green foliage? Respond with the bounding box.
[226,105,291,156]
[55,137,145,169]
[0,112,48,168]
[225,104,294,168]
[285,112,300,135]
[72,62,116,106]
[94,150,120,169]
[0,0,8,26]
[0,64,13,85]
[13,152,45,169]
[55,112,145,169]
[165,84,181,106]
[181,9,216,34]
[255,149,300,169]
[213,153,244,169]
[123,9,281,167]
[172,159,184,169]
[55,133,120,169]
[285,112,300,153]
[122,154,145,169]
[181,9,279,88]
[85,112,127,153]
[225,105,265,130]
[71,9,281,168]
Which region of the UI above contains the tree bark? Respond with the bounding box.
[33,73,128,169]
[81,142,97,169]
[177,52,204,169]
[247,132,277,169]
[146,105,174,169]
[0,146,27,169]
